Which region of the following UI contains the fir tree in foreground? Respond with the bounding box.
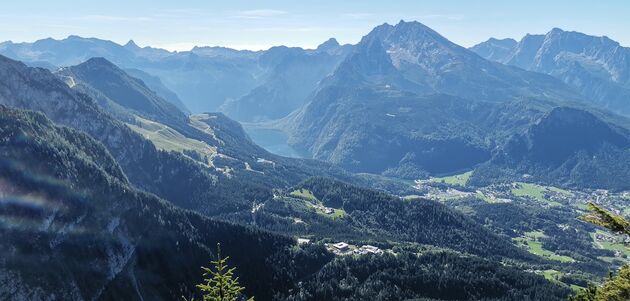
[570,203,630,301]
[184,243,254,301]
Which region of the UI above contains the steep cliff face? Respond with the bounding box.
[472,28,630,114]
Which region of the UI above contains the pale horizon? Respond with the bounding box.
[4,23,629,53]
[3,0,630,51]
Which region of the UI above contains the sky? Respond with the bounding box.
[2,0,630,51]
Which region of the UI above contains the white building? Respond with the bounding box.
[357,245,383,255]
[333,242,349,251]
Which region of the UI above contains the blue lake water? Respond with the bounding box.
[245,128,305,158]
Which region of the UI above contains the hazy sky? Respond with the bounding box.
[2,0,629,51]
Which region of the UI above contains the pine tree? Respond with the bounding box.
[579,203,630,236]
[570,203,630,301]
[184,243,254,301]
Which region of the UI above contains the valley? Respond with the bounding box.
[1,3,630,300]
[413,170,630,280]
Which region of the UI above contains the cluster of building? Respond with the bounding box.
[311,202,335,214]
[425,187,473,201]
[325,242,384,256]
[594,232,630,244]
[320,205,335,214]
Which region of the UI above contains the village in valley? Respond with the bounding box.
[410,171,630,264]
[412,171,630,214]
[280,171,629,267]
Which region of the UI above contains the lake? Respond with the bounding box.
[245,127,305,158]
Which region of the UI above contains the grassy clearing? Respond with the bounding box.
[281,196,313,212]
[526,231,545,239]
[599,241,630,257]
[127,116,216,165]
[475,191,492,203]
[547,186,573,196]
[533,269,583,291]
[591,230,630,258]
[597,256,619,263]
[189,113,219,141]
[290,189,318,202]
[574,203,590,210]
[403,195,423,200]
[430,171,472,186]
[513,231,574,263]
[511,183,547,202]
[474,191,510,203]
[309,204,346,220]
[289,189,346,220]
[328,209,346,219]
[511,182,563,206]
[541,269,562,281]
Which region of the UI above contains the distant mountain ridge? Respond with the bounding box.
[124,67,190,113]
[282,21,591,177]
[0,36,352,121]
[221,43,351,121]
[57,57,188,127]
[471,28,630,115]
[321,21,579,102]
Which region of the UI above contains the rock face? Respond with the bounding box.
[326,21,577,102]
[471,28,630,115]
[282,21,582,176]
[470,38,517,62]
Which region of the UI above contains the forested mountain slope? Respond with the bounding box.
[472,107,630,190]
[0,105,327,300]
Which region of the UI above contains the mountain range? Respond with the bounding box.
[276,21,630,190]
[0,105,313,300]
[0,36,350,121]
[2,18,630,300]
[0,52,571,300]
[471,28,630,115]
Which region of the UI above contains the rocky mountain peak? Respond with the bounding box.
[124,39,140,49]
[316,38,340,52]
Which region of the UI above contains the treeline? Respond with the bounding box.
[277,251,572,301]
